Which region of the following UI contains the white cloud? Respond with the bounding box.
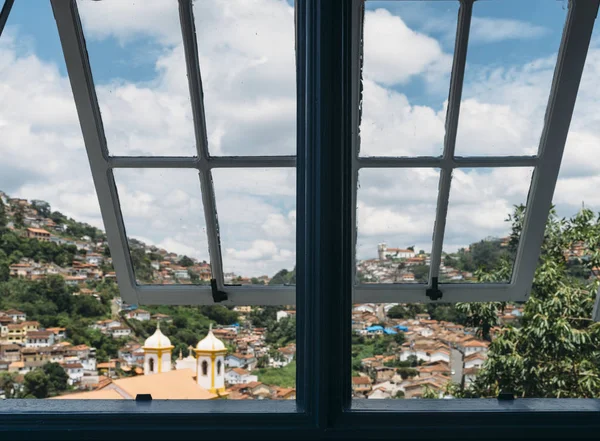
[363,8,452,87]
[3,3,600,278]
[469,17,549,44]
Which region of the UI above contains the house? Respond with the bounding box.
[464,352,487,370]
[276,310,297,322]
[377,244,416,260]
[461,340,489,356]
[151,313,172,323]
[46,327,67,340]
[374,366,397,383]
[3,309,26,322]
[125,309,151,321]
[352,376,373,397]
[111,326,132,339]
[225,368,259,385]
[25,227,51,242]
[172,267,191,280]
[226,353,258,371]
[64,275,88,286]
[9,263,32,278]
[62,363,84,386]
[5,324,26,344]
[463,367,479,386]
[25,331,55,348]
[273,387,296,400]
[0,344,21,362]
[85,253,104,265]
[277,344,296,367]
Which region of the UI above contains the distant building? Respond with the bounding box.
[25,228,51,242]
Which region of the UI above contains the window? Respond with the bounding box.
[217,360,222,375]
[201,360,208,377]
[1,0,600,439]
[148,357,154,373]
[56,0,296,307]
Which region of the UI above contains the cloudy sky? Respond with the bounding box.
[0,0,598,279]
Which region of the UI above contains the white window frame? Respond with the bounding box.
[53,0,296,306]
[352,0,594,305]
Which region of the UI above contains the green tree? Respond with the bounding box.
[23,369,50,398]
[43,362,69,395]
[467,207,600,398]
[179,255,194,267]
[0,198,7,229]
[14,205,25,228]
[0,372,19,398]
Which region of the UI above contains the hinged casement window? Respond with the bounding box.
[352,0,598,305]
[52,0,295,306]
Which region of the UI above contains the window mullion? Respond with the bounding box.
[429,0,473,286]
[178,0,226,290]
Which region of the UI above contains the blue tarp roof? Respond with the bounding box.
[384,328,398,335]
[394,325,409,332]
[366,325,384,331]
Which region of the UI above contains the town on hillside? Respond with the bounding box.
[0,191,595,400]
[0,191,296,400]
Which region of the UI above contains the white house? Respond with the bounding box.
[226,353,258,371]
[461,340,489,356]
[429,348,451,364]
[25,331,55,348]
[276,310,296,322]
[62,363,84,385]
[464,352,487,370]
[126,309,151,321]
[399,347,430,363]
[111,326,132,339]
[85,253,103,265]
[225,367,258,385]
[4,309,26,323]
[173,268,190,280]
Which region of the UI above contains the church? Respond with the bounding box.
[53,324,228,400]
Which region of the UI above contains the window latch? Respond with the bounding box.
[426,277,443,301]
[211,278,228,303]
[497,390,515,401]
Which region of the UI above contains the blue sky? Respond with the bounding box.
[1,0,599,276]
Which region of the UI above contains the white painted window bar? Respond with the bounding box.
[352,0,598,304]
[52,0,295,306]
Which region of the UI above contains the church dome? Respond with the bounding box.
[144,323,172,349]
[196,326,226,351]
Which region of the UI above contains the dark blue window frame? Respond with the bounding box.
[1,0,600,439]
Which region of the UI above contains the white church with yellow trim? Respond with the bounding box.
[53,324,229,400]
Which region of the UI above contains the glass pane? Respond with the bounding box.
[440,167,533,283]
[78,0,196,156]
[114,169,211,285]
[192,1,296,156]
[360,1,459,157]
[555,24,600,216]
[212,168,296,284]
[356,169,439,284]
[455,0,567,156]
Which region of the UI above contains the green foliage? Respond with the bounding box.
[269,267,296,285]
[256,361,296,388]
[130,247,154,282]
[0,230,77,266]
[0,372,18,398]
[387,304,426,319]
[13,205,25,228]
[179,256,194,267]
[265,316,296,348]
[199,305,238,325]
[0,198,7,229]
[43,362,69,395]
[23,369,50,398]
[31,200,51,218]
[249,306,278,328]
[465,207,600,398]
